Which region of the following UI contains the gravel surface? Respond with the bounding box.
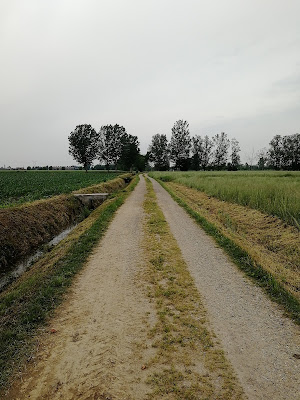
[6,177,156,400]
[5,176,300,399]
[150,177,300,400]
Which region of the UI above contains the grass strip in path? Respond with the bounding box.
[0,175,139,393]
[142,177,244,399]
[155,179,300,325]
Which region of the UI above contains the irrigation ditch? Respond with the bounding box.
[0,173,137,391]
[0,174,131,291]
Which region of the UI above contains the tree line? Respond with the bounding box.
[68,121,300,171]
[257,134,300,170]
[148,120,241,171]
[68,124,145,171]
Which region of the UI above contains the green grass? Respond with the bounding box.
[0,170,121,207]
[156,179,300,325]
[0,175,139,391]
[149,171,300,229]
[143,177,244,399]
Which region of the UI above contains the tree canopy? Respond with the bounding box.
[118,132,140,171]
[267,133,300,170]
[68,124,99,171]
[148,134,169,171]
[98,124,125,169]
[169,120,191,170]
[212,132,230,169]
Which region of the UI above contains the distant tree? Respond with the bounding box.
[245,147,256,170]
[256,148,268,170]
[191,135,213,170]
[212,132,230,169]
[68,124,98,171]
[267,133,300,170]
[92,164,107,170]
[169,120,191,170]
[230,138,241,170]
[118,132,140,170]
[281,133,300,170]
[191,135,203,170]
[291,133,300,170]
[267,135,283,169]
[202,135,213,170]
[135,154,147,171]
[148,134,169,170]
[98,124,125,170]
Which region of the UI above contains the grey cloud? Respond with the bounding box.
[0,0,299,167]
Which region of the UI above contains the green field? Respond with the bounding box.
[0,170,121,207]
[150,171,300,229]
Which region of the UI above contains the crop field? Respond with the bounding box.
[150,170,300,229]
[0,170,121,207]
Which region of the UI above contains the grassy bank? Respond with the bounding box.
[150,171,300,229]
[154,179,300,324]
[143,177,244,399]
[0,175,139,392]
[0,175,129,269]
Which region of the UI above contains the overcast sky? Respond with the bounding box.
[1,0,299,167]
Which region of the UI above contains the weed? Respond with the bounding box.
[143,178,244,399]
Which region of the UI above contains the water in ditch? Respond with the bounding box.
[0,224,77,292]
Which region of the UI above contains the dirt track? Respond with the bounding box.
[5,177,300,399]
[150,177,300,400]
[7,177,154,399]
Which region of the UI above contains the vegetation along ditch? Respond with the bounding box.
[0,174,138,392]
[0,174,131,279]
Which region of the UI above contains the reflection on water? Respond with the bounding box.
[0,225,77,292]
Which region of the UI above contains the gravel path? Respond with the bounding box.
[7,177,155,400]
[5,177,300,399]
[150,177,300,400]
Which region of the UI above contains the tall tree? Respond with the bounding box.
[68,124,98,171]
[230,138,241,170]
[148,134,169,170]
[191,135,213,170]
[191,135,203,170]
[257,148,268,170]
[202,135,213,170]
[291,133,300,170]
[281,134,300,170]
[118,132,140,171]
[268,135,283,169]
[212,132,230,169]
[98,124,125,169]
[169,120,191,170]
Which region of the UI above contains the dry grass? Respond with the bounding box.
[142,178,244,399]
[150,171,300,229]
[166,182,300,302]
